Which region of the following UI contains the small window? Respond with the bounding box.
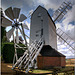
[38,13,41,17]
[36,34,39,37]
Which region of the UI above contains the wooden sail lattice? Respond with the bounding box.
[52,1,72,22]
[52,1,74,54]
[56,28,75,54]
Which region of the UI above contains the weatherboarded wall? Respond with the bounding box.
[48,16,57,49]
[37,56,66,69]
[30,6,57,50]
[30,6,49,43]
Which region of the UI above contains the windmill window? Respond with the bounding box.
[38,13,41,17]
[41,28,43,36]
[41,17,43,21]
[36,34,39,37]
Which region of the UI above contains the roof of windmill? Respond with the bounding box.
[40,45,65,57]
[31,5,56,28]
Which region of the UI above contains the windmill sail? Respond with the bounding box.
[52,1,72,22]
[56,28,75,54]
[5,7,14,20]
[19,14,27,22]
[52,1,74,53]
[13,8,21,19]
[1,17,12,27]
[6,27,15,39]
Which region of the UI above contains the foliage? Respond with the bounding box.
[2,36,8,42]
[2,42,26,63]
[1,26,7,57]
[2,43,14,63]
[1,26,6,42]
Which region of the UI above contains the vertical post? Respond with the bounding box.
[21,25,28,48]
[16,28,19,43]
[13,30,18,65]
[21,25,31,70]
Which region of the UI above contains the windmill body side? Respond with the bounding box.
[48,16,57,49]
[30,6,57,49]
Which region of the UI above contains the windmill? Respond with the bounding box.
[1,7,29,64]
[11,1,74,73]
[1,1,74,73]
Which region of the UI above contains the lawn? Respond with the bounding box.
[29,66,74,75]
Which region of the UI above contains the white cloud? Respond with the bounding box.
[56,20,75,41]
[56,3,75,41]
[62,5,75,25]
[37,0,63,10]
[57,44,74,58]
[37,0,75,10]
[66,25,75,40]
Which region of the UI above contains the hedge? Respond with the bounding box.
[2,42,26,63]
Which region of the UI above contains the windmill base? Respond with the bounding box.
[37,56,66,69]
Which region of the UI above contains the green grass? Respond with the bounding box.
[30,69,53,73]
[29,66,74,75]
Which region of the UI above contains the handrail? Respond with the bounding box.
[24,38,44,69]
[30,39,43,58]
[29,37,43,55]
[24,41,44,69]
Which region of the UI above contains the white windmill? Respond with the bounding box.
[12,1,75,73]
[1,1,75,73]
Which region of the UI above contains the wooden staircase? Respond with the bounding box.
[12,37,44,73]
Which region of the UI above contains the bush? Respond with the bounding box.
[2,42,26,63]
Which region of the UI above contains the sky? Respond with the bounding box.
[1,0,75,58]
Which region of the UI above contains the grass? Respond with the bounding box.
[66,59,75,67]
[29,66,74,75]
[1,61,74,75]
[29,69,53,73]
[1,57,75,75]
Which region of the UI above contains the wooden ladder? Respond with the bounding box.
[12,37,44,73]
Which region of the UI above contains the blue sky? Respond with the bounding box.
[1,0,75,58]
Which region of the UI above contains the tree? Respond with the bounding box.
[1,8,6,42]
[1,26,6,42]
